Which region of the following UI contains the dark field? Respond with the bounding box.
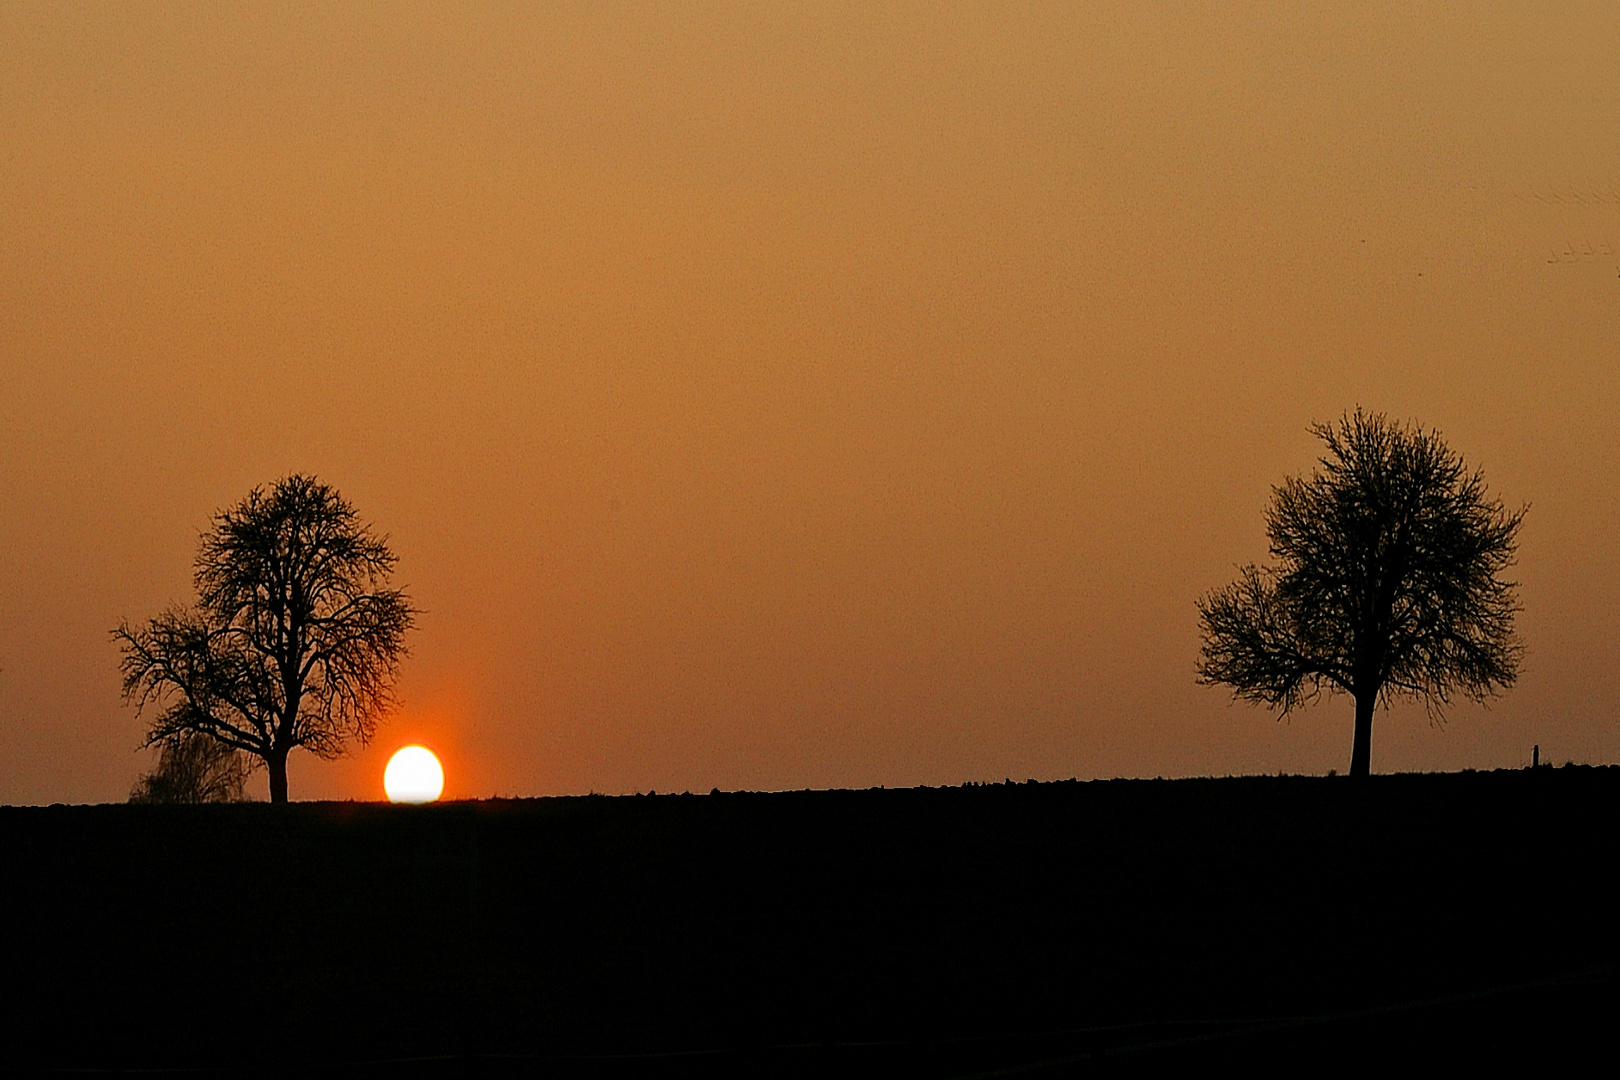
[4,769,1617,1076]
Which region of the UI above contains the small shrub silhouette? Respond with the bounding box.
[130,731,251,804]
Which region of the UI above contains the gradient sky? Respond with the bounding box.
[3,3,1618,804]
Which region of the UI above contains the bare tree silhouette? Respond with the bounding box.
[1197,410,1524,778]
[116,476,415,803]
[129,730,251,804]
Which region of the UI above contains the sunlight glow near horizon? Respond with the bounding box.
[384,746,445,804]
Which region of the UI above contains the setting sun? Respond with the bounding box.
[383,746,444,804]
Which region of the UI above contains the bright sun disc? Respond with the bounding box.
[384,746,444,804]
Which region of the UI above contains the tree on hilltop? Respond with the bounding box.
[1196,410,1524,778]
[129,731,251,804]
[115,475,415,803]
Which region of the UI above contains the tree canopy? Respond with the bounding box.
[116,475,415,802]
[1197,410,1524,777]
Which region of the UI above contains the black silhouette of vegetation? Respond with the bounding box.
[115,475,414,803]
[128,730,251,804]
[1197,410,1524,778]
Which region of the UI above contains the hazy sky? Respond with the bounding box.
[3,3,1618,803]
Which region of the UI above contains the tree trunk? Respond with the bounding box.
[267,747,290,804]
[1348,692,1375,779]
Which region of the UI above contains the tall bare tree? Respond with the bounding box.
[116,476,414,803]
[1197,410,1524,778]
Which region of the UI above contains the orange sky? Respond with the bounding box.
[3,3,1618,803]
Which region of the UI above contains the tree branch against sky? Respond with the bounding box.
[115,476,416,803]
[1197,410,1525,778]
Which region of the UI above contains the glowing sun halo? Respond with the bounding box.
[384,746,444,804]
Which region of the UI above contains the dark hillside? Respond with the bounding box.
[3,769,1616,1075]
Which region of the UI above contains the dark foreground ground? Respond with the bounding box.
[3,768,1617,1076]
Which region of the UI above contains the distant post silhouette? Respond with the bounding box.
[115,475,415,803]
[1196,410,1524,779]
